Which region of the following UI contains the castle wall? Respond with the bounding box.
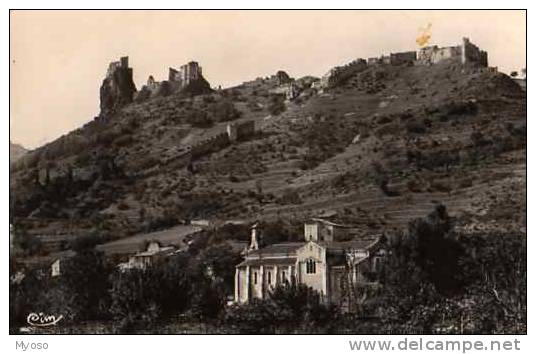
[321,58,367,88]
[462,37,488,66]
[190,132,231,159]
[390,51,417,65]
[417,38,487,67]
[417,45,461,65]
[227,121,255,142]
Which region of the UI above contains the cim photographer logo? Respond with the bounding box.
[26,312,63,327]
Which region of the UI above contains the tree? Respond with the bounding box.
[56,237,111,321]
[224,283,336,334]
[510,71,518,78]
[10,224,42,257]
[267,94,286,116]
[375,205,464,333]
[375,205,526,334]
[209,99,241,122]
[458,233,526,333]
[9,269,42,329]
[198,243,242,295]
[108,268,165,332]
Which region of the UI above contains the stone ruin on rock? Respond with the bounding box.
[416,37,488,67]
[136,61,212,101]
[322,37,489,89]
[99,56,137,117]
[267,70,301,100]
[321,58,368,88]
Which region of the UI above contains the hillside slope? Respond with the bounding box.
[10,141,28,163]
[9,61,526,249]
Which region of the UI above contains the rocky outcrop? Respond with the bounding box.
[275,70,291,85]
[180,75,212,96]
[99,56,137,117]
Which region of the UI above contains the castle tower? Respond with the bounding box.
[100,56,136,117]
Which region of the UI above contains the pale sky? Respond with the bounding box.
[10,10,526,149]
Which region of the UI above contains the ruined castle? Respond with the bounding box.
[321,37,489,89]
[99,57,212,117]
[416,37,488,66]
[99,56,137,117]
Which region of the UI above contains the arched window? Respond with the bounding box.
[306,259,316,274]
[267,271,272,284]
[254,272,258,284]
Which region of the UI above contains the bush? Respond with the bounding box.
[185,108,213,128]
[56,247,111,321]
[224,284,336,334]
[267,95,286,116]
[373,205,526,334]
[209,99,242,122]
[406,119,427,134]
[277,189,302,205]
[109,268,165,332]
[10,225,43,257]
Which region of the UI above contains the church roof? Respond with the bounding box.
[247,242,304,257]
[323,237,380,251]
[237,257,297,268]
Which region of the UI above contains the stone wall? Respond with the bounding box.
[461,37,488,66]
[190,132,231,159]
[390,51,417,65]
[136,61,211,102]
[227,121,255,142]
[417,45,460,65]
[417,38,487,67]
[321,58,367,88]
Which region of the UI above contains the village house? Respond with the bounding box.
[118,241,176,271]
[50,251,75,277]
[234,220,383,311]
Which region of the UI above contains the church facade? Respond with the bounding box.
[234,219,383,310]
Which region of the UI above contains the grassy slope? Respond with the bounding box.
[10,61,526,248]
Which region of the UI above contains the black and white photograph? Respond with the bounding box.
[7,7,527,341]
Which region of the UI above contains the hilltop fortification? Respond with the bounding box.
[99,56,137,117]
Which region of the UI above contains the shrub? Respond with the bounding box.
[277,189,302,205]
[267,95,286,116]
[224,284,336,334]
[406,119,426,134]
[209,99,242,122]
[184,108,213,128]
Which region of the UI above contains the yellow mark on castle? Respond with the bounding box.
[416,23,432,47]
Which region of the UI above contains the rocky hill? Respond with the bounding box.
[10,141,28,163]
[9,57,526,252]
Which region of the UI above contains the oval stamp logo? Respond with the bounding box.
[26,312,63,327]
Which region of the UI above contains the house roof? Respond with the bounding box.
[134,246,175,257]
[309,217,352,228]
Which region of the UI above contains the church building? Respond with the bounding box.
[234,219,383,310]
